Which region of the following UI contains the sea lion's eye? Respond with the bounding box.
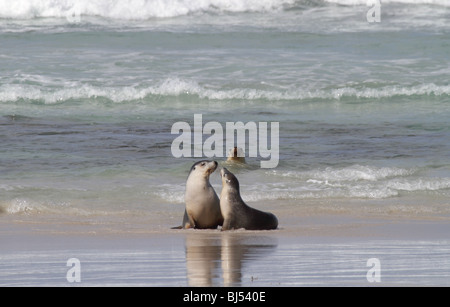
[201,162,206,166]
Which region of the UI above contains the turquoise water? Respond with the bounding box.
[0,0,450,223]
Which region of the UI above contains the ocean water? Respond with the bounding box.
[1,0,450,229]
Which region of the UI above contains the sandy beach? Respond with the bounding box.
[2,200,450,287]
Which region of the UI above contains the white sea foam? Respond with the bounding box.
[0,0,296,20]
[260,166,450,200]
[0,198,109,216]
[388,178,450,192]
[1,78,449,104]
[283,165,416,182]
[1,199,46,214]
[0,0,447,21]
[325,0,450,6]
[150,184,185,204]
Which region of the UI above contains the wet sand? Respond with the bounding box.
[2,210,450,287]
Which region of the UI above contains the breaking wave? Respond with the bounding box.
[1,78,449,105]
[146,165,450,203]
[261,165,450,200]
[0,0,299,20]
[0,0,447,21]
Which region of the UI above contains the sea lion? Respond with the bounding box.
[226,147,246,164]
[219,167,278,231]
[173,160,223,229]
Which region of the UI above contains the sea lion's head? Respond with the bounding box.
[220,167,240,191]
[226,147,245,164]
[189,160,218,178]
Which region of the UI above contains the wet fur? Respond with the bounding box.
[220,168,278,231]
[173,160,223,229]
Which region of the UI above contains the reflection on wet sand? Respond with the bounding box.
[185,232,277,286]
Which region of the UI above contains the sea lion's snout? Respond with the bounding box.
[220,167,228,178]
[209,160,218,173]
[220,168,233,185]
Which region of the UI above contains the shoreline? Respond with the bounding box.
[3,196,450,245]
[2,211,450,287]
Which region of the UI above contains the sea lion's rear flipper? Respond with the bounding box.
[170,209,190,229]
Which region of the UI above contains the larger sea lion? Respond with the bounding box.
[173,160,223,229]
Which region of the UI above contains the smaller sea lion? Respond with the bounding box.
[219,167,278,231]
